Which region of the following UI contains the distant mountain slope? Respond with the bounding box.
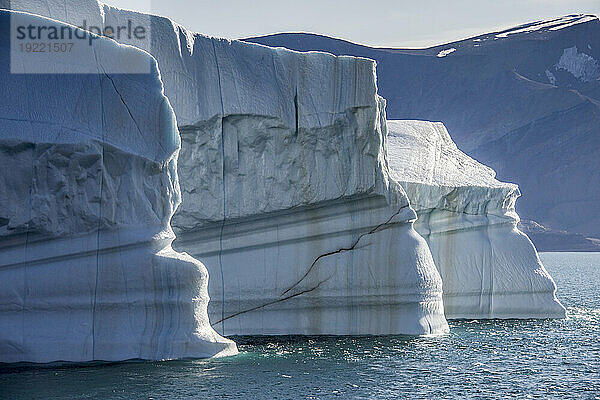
[518,220,600,252]
[245,15,600,244]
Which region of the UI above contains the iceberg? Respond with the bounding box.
[386,120,565,318]
[0,10,236,363]
[2,0,566,340]
[160,42,448,335]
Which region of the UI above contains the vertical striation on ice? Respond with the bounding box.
[0,10,237,363]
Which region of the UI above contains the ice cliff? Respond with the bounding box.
[386,121,565,318]
[0,10,236,363]
[2,1,566,339]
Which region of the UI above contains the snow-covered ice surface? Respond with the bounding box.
[495,15,592,38]
[545,69,557,84]
[0,10,237,363]
[548,15,597,31]
[386,120,566,319]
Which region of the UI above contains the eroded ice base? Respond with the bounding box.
[0,230,236,363]
[176,195,448,336]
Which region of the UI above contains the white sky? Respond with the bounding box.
[102,0,600,48]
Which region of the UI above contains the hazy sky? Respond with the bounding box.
[103,0,600,48]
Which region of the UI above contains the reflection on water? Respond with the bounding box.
[1,252,599,399]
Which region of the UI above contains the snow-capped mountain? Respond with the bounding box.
[245,15,600,249]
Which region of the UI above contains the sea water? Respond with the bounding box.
[1,252,599,399]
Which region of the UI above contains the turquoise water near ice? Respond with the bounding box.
[1,252,599,399]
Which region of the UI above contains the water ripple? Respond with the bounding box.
[0,252,599,399]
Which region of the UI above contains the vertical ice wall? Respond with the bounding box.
[0,10,237,363]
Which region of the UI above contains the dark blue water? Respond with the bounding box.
[1,252,599,399]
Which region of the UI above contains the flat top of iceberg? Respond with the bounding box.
[0,9,178,164]
[386,120,514,189]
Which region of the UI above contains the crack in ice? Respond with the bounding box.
[281,205,407,296]
[212,274,334,326]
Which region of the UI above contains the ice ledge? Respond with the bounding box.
[386,120,566,319]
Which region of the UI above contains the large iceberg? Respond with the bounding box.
[1,1,565,340]
[171,71,448,335]
[386,120,565,318]
[0,10,236,363]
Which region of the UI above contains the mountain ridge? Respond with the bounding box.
[245,14,599,52]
